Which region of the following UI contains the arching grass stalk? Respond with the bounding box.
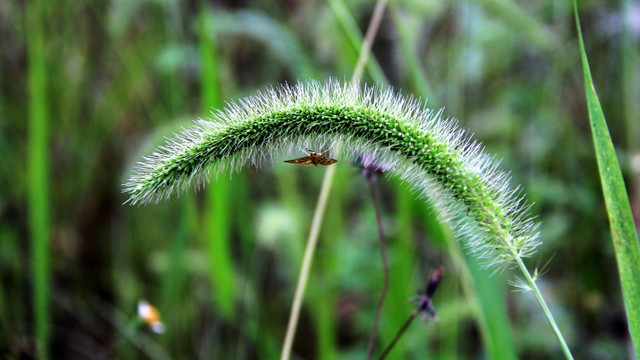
[124,80,572,357]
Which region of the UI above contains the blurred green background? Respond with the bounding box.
[2,0,640,358]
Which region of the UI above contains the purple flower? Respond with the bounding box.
[408,267,444,322]
[355,154,391,181]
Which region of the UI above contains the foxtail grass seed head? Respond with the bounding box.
[124,79,540,270]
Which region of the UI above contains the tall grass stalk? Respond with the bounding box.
[574,0,640,353]
[314,168,348,360]
[390,6,436,103]
[327,0,387,83]
[26,1,50,358]
[280,1,388,359]
[279,161,336,360]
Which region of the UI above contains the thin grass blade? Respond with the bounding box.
[573,0,640,353]
[26,1,50,358]
[199,5,237,318]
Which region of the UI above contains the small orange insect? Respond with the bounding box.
[138,300,165,334]
[284,151,338,167]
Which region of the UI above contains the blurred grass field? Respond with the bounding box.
[2,0,639,358]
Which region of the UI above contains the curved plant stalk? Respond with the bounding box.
[124,80,573,357]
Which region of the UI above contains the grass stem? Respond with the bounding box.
[280,0,388,358]
[351,0,389,82]
[514,256,573,359]
[377,312,416,360]
[366,179,389,359]
[280,164,337,360]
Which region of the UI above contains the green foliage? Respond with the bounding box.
[26,0,51,358]
[208,10,319,80]
[2,0,637,358]
[199,3,237,320]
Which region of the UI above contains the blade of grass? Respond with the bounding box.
[390,6,437,104]
[314,167,350,360]
[471,0,559,53]
[327,0,387,84]
[84,1,169,124]
[158,6,191,355]
[378,312,416,360]
[159,200,193,353]
[463,249,517,359]
[573,0,640,353]
[211,10,319,80]
[198,4,236,318]
[26,1,51,358]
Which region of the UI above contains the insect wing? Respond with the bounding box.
[316,155,338,166]
[284,156,315,166]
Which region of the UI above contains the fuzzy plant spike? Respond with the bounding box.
[124,79,539,270]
